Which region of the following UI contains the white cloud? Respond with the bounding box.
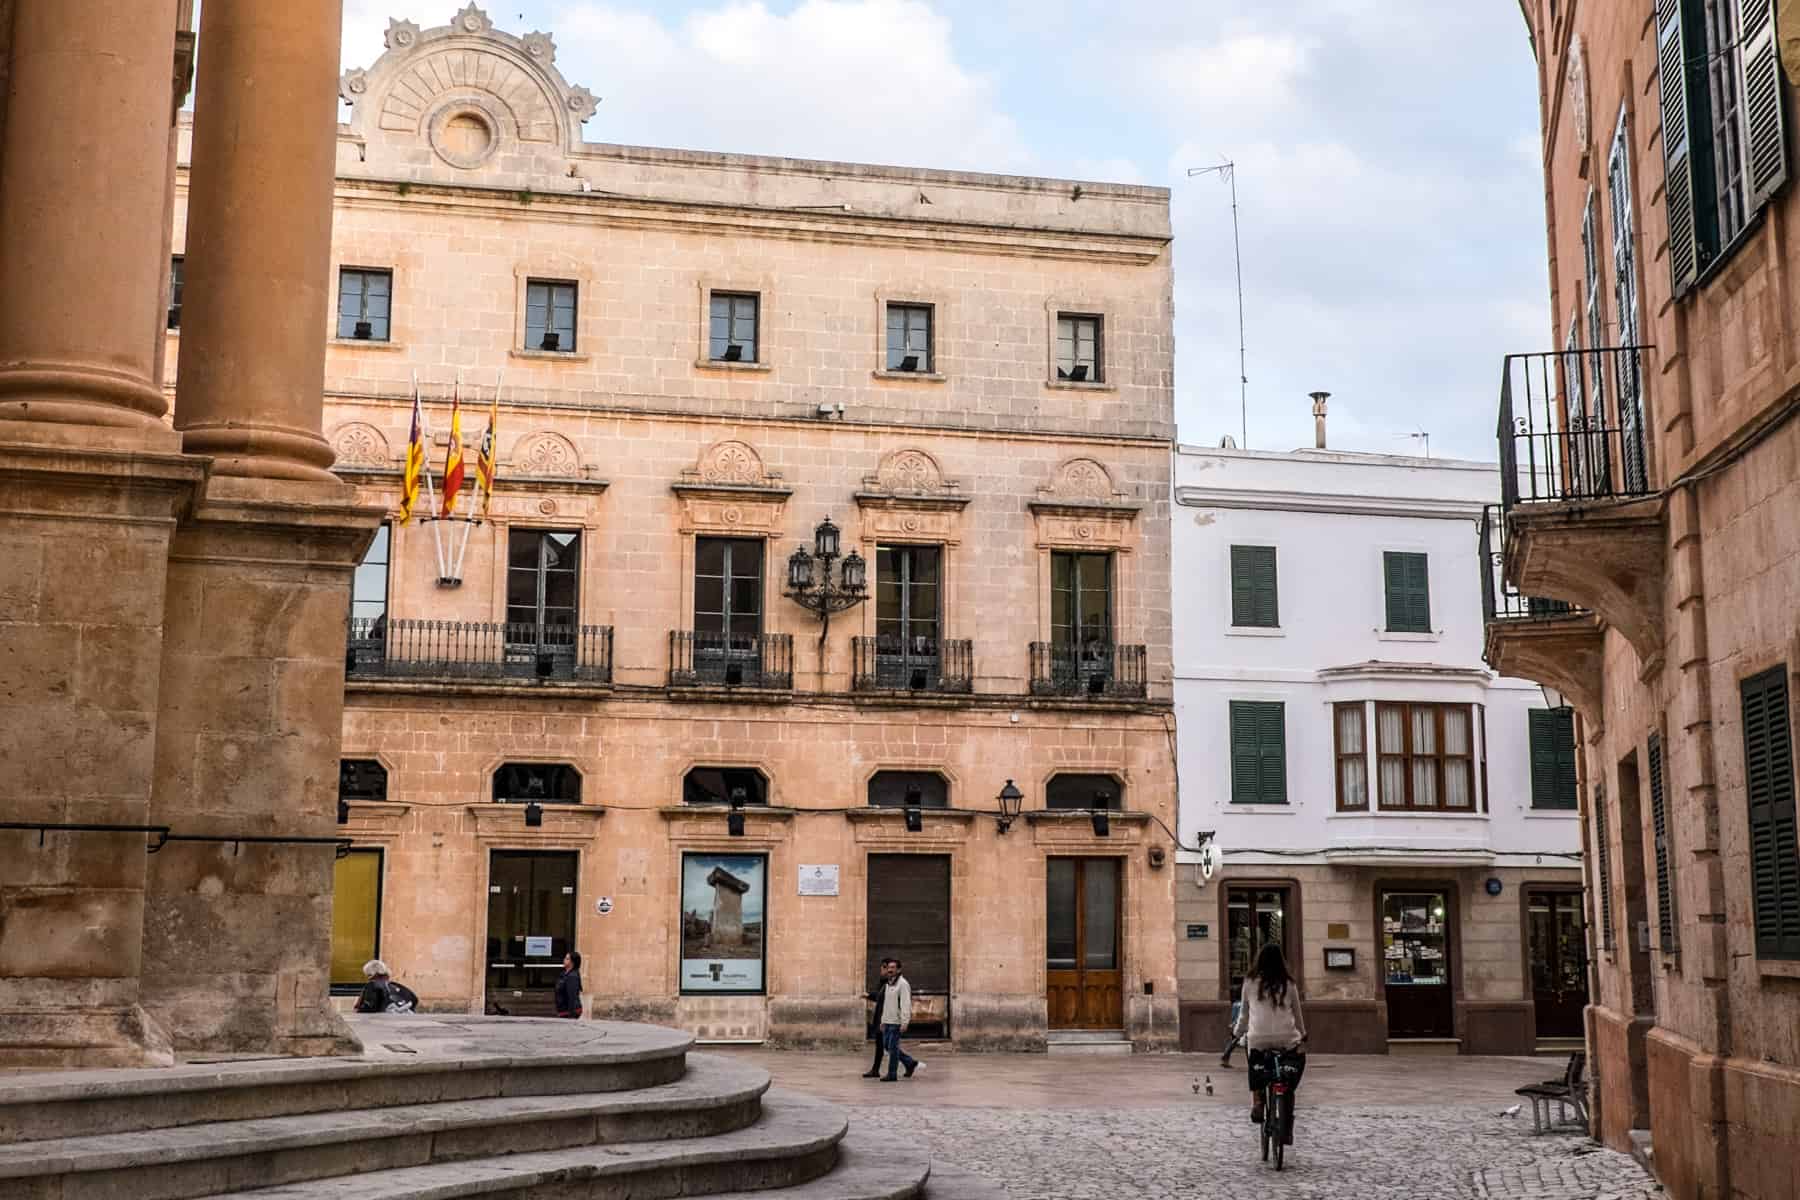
[1142,31,1310,115]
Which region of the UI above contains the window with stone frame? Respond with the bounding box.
[1045,773,1123,810]
[337,267,392,341]
[168,255,184,329]
[867,770,950,808]
[709,291,759,362]
[506,529,580,633]
[885,303,933,372]
[492,762,581,804]
[683,766,769,806]
[525,279,577,352]
[1054,313,1103,382]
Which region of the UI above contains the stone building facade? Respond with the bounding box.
[161,9,1180,1049]
[1172,441,1584,1056]
[1486,3,1800,1196]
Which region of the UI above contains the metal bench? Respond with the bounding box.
[1515,1050,1588,1133]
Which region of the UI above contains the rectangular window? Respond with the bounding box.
[708,291,759,362]
[1375,702,1475,811]
[1382,551,1431,633]
[525,279,577,352]
[693,537,763,637]
[1608,112,1649,494]
[337,267,393,341]
[1226,886,1289,1001]
[875,544,940,648]
[167,255,184,330]
[330,848,383,991]
[1229,700,1287,805]
[885,303,933,371]
[1655,0,1786,296]
[1648,731,1678,954]
[506,529,580,629]
[1529,707,1579,810]
[1741,665,1800,959]
[1335,702,1368,811]
[351,522,390,625]
[1229,545,1279,628]
[1050,551,1112,647]
[1055,313,1103,382]
[1595,780,1616,951]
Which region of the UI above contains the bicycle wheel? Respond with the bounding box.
[1271,1092,1288,1170]
[1259,1089,1271,1162]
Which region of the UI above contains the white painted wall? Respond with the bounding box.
[1171,445,1582,869]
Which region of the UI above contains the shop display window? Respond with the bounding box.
[1382,891,1448,986]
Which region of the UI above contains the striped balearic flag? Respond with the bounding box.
[475,388,498,515]
[439,385,466,517]
[399,385,426,523]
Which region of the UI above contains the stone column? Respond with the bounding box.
[0,0,179,442]
[0,0,198,1069]
[173,0,340,482]
[139,0,382,1055]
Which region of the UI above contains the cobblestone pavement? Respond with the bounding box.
[719,1049,1663,1200]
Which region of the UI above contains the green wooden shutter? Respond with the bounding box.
[1648,731,1677,953]
[1384,552,1430,632]
[1655,0,1707,296]
[1739,0,1788,213]
[1742,667,1800,959]
[1529,709,1567,809]
[1230,701,1285,805]
[1230,546,1278,627]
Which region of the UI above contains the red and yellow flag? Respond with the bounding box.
[399,386,426,523]
[475,386,498,516]
[439,384,466,517]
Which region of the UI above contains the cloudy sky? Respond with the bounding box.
[337,0,1549,461]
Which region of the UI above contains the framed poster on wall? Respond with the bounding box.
[679,852,768,994]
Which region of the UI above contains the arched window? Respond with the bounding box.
[339,759,388,802]
[492,762,581,804]
[867,770,949,808]
[1045,773,1122,810]
[683,766,768,806]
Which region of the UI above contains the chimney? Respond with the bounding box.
[1310,391,1330,449]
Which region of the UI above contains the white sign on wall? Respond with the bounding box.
[524,936,553,957]
[798,864,840,896]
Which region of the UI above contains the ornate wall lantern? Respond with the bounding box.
[996,779,1024,835]
[783,515,868,639]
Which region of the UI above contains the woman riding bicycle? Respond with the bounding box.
[1231,943,1307,1140]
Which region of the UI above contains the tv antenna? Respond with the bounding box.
[1187,159,1246,450]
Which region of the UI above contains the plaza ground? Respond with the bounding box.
[717,1046,1664,1199]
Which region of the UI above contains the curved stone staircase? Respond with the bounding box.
[0,1015,1005,1200]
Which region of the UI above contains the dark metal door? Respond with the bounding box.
[866,854,951,1039]
[485,851,577,1016]
[1046,857,1123,1029]
[1529,889,1589,1038]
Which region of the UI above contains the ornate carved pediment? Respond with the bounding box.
[1030,456,1139,550]
[339,5,601,168]
[329,422,393,469]
[510,431,581,477]
[854,448,968,543]
[672,439,790,535]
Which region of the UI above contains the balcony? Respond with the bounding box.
[1495,347,1667,667]
[668,630,793,690]
[851,636,973,695]
[1029,641,1147,700]
[1478,506,1604,715]
[345,619,613,683]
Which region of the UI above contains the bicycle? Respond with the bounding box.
[1255,1046,1305,1170]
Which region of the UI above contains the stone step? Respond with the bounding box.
[697,1135,932,1200]
[186,1092,847,1199]
[918,1161,1009,1199]
[0,1054,770,1200]
[1045,1031,1133,1056]
[0,1017,692,1146]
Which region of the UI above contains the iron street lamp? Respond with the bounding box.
[784,516,868,641]
[996,779,1024,835]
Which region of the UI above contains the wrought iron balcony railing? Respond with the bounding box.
[851,635,973,694]
[1029,641,1147,699]
[346,618,613,682]
[1498,346,1653,510]
[669,630,794,690]
[1479,505,1588,624]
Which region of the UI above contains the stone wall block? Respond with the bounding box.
[38,529,169,627]
[0,887,145,978]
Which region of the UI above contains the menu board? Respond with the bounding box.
[1382,893,1448,986]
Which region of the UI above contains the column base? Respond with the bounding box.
[0,1003,175,1070]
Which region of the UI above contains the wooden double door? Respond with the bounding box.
[1046,857,1122,1029]
[1527,888,1589,1039]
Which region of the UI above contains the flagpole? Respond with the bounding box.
[452,373,476,581]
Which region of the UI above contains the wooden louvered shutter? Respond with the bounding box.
[1230,701,1285,805]
[1738,0,1788,213]
[1231,546,1278,627]
[1648,732,1677,953]
[1741,667,1800,959]
[1594,781,1616,951]
[1384,552,1431,632]
[1530,710,1560,809]
[1656,0,1706,296]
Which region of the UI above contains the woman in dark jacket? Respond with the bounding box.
[554,951,583,1019]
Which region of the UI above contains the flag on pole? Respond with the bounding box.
[399,384,426,523]
[439,383,466,517]
[475,382,498,516]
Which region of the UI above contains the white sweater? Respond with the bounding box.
[878,977,912,1028]
[1232,978,1306,1050]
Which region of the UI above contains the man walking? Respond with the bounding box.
[873,957,924,1082]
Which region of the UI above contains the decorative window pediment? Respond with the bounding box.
[673,439,791,535]
[854,448,968,543]
[1030,457,1138,550]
